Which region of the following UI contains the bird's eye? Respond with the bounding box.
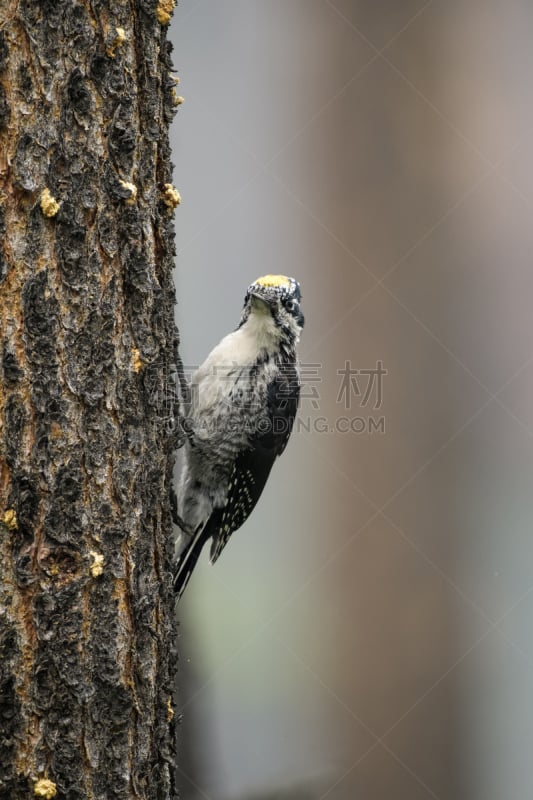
[285,298,299,313]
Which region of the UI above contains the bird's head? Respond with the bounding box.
[241,274,304,345]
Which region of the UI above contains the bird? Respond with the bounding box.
[173,274,304,599]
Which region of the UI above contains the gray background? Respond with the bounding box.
[170,2,533,798]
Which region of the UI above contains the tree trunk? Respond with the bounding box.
[0,1,181,797]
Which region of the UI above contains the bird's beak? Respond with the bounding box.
[249,291,273,311]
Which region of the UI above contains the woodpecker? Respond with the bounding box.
[174,274,304,598]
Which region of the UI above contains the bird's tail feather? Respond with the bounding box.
[173,524,209,600]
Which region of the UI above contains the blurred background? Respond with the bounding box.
[170,2,533,798]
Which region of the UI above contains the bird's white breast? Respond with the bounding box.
[192,308,280,407]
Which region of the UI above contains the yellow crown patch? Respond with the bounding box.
[254,274,291,290]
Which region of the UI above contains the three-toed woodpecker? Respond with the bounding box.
[174,275,304,598]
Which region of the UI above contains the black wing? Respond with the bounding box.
[173,365,300,598]
[209,364,300,563]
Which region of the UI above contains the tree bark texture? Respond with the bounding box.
[0,1,181,797]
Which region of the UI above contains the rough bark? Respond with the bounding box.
[0,1,181,798]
